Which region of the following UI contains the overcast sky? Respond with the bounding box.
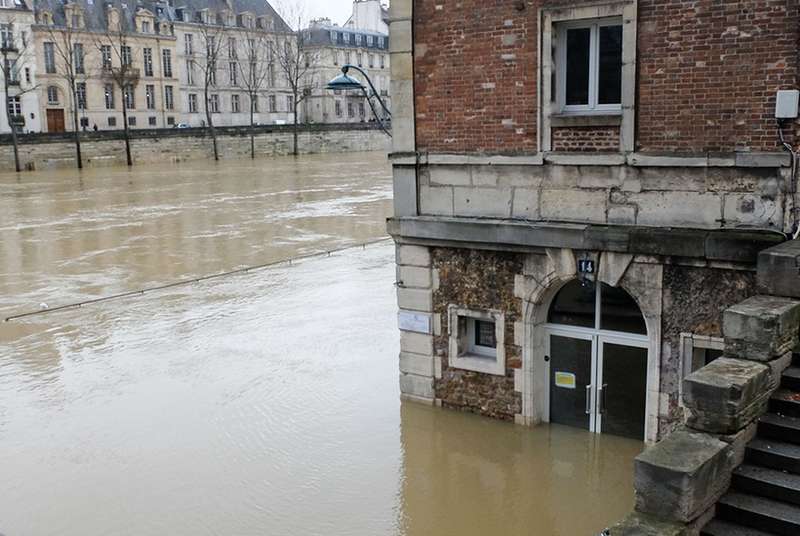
[303,0,376,26]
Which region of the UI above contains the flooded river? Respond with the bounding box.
[0,153,642,535]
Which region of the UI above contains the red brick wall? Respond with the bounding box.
[413,0,538,154]
[552,126,620,152]
[413,0,799,154]
[636,0,799,153]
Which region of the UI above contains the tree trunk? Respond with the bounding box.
[4,84,21,172]
[292,96,298,156]
[249,97,255,159]
[71,83,83,169]
[121,103,133,166]
[204,86,218,161]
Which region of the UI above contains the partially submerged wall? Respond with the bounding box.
[0,124,391,171]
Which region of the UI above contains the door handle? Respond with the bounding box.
[598,384,608,415]
[585,384,592,415]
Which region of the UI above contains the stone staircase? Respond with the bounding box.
[702,353,800,536]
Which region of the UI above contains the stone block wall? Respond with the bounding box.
[417,162,788,232]
[431,247,523,420]
[0,125,391,171]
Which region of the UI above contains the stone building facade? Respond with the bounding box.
[388,0,800,444]
[0,0,41,134]
[301,2,390,125]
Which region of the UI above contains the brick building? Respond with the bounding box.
[388,0,799,444]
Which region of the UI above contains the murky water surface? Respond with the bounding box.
[0,153,642,535]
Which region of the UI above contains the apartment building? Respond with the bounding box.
[1,0,41,134]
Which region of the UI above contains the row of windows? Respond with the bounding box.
[184,59,279,88]
[327,30,385,49]
[333,100,366,118]
[332,50,385,70]
[43,42,175,79]
[187,93,292,114]
[58,83,176,112]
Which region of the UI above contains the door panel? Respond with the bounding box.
[549,335,592,431]
[47,109,65,133]
[600,342,647,440]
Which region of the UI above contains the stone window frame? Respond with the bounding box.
[447,306,506,376]
[539,0,637,153]
[679,333,725,399]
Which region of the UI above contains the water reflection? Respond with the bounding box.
[398,403,642,535]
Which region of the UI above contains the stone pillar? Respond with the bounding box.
[388,0,418,217]
[396,244,436,404]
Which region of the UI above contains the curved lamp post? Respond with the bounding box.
[326,64,392,137]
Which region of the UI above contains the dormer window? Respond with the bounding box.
[141,20,151,33]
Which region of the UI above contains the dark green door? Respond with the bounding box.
[549,335,592,431]
[600,342,648,440]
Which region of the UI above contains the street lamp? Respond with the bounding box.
[326,64,392,136]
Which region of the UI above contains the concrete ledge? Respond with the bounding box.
[634,430,731,523]
[683,358,771,434]
[758,240,800,299]
[723,295,800,361]
[606,512,695,536]
[387,216,784,263]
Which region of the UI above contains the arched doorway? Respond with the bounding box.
[544,279,649,440]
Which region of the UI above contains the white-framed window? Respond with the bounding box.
[448,306,506,376]
[164,85,174,110]
[73,43,84,74]
[162,49,172,77]
[355,33,362,45]
[335,100,341,117]
[188,93,198,113]
[143,48,153,76]
[229,61,237,85]
[186,60,195,85]
[76,82,87,110]
[148,116,156,126]
[141,20,151,34]
[209,93,219,113]
[101,45,112,69]
[7,95,21,116]
[231,94,240,113]
[123,83,134,109]
[121,45,132,67]
[44,42,56,73]
[47,85,59,104]
[366,35,373,46]
[268,94,276,112]
[286,95,292,112]
[184,33,194,55]
[145,84,155,109]
[104,83,114,109]
[556,18,622,114]
[680,333,724,389]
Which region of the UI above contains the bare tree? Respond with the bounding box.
[274,0,318,156]
[1,18,38,172]
[42,20,87,169]
[197,20,226,161]
[93,8,140,167]
[236,28,272,159]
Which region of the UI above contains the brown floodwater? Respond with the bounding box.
[0,153,642,536]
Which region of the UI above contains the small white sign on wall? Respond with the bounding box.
[398,311,432,334]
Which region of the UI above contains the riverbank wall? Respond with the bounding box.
[0,123,391,171]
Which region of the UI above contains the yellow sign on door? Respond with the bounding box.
[554,372,577,390]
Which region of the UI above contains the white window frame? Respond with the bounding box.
[679,333,725,399]
[448,306,506,376]
[47,85,59,104]
[556,17,623,115]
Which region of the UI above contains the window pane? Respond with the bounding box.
[600,284,647,334]
[565,27,590,106]
[475,320,496,348]
[548,280,595,328]
[598,25,622,105]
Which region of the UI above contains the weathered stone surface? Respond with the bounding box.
[396,244,431,267]
[606,512,693,536]
[399,373,434,399]
[758,240,800,299]
[634,430,731,523]
[431,248,523,420]
[723,295,800,361]
[397,265,432,289]
[683,358,771,434]
[399,353,435,377]
[396,288,433,312]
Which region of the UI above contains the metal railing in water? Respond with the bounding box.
[4,237,393,323]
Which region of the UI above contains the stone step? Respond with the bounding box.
[782,367,800,392]
[716,492,800,536]
[759,413,800,445]
[732,464,800,506]
[746,438,800,474]
[769,389,800,418]
[701,518,778,536]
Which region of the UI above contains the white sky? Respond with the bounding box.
[303,0,359,26]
